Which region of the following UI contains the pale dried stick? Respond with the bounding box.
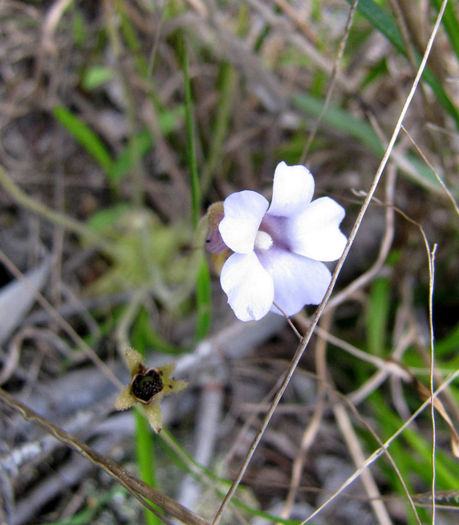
[33,0,73,86]
[297,316,387,370]
[0,166,109,250]
[350,328,415,407]
[248,0,359,93]
[341,394,421,525]
[387,0,435,118]
[279,311,331,520]
[222,371,286,470]
[313,314,392,525]
[176,378,224,514]
[211,2,446,522]
[0,388,209,525]
[299,368,459,524]
[301,0,359,162]
[427,244,438,525]
[333,402,393,525]
[387,206,459,424]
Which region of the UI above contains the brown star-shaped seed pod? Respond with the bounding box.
[115,348,187,433]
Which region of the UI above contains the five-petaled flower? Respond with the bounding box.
[115,347,186,433]
[206,162,347,321]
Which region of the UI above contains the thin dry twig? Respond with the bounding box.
[427,243,438,524]
[300,366,459,524]
[273,0,317,45]
[211,3,448,522]
[279,311,331,521]
[401,125,459,215]
[0,388,210,525]
[333,402,392,525]
[0,167,108,248]
[301,0,359,163]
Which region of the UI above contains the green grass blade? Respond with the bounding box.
[159,431,303,524]
[292,93,458,196]
[201,62,237,195]
[53,106,114,175]
[179,33,212,340]
[366,277,390,356]
[374,396,459,489]
[135,409,161,525]
[195,258,211,340]
[292,93,383,154]
[82,66,114,90]
[435,322,459,356]
[180,35,201,229]
[134,337,161,525]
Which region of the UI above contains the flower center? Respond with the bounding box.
[131,369,163,404]
[254,230,273,251]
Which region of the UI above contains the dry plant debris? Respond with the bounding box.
[0,1,458,525]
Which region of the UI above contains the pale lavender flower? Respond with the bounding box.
[212,161,347,321]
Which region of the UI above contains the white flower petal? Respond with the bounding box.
[219,191,269,253]
[288,197,347,261]
[258,248,331,316]
[220,252,274,321]
[268,161,315,217]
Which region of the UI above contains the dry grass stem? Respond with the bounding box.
[300,367,459,524]
[212,2,449,522]
[0,388,209,525]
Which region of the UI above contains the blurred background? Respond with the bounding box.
[0,1,458,524]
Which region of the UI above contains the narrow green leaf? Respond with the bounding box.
[196,258,211,340]
[366,277,390,356]
[292,93,458,195]
[178,33,212,340]
[435,322,459,356]
[135,343,161,525]
[82,66,114,90]
[179,34,201,229]
[374,395,459,489]
[201,62,237,194]
[135,409,161,525]
[53,106,114,175]
[292,93,383,155]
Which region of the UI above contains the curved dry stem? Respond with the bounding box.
[401,125,459,215]
[340,392,422,525]
[300,367,459,524]
[333,402,393,525]
[211,3,447,522]
[280,310,331,520]
[0,388,209,525]
[427,243,438,523]
[0,166,110,251]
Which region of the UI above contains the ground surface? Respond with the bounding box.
[0,1,458,525]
